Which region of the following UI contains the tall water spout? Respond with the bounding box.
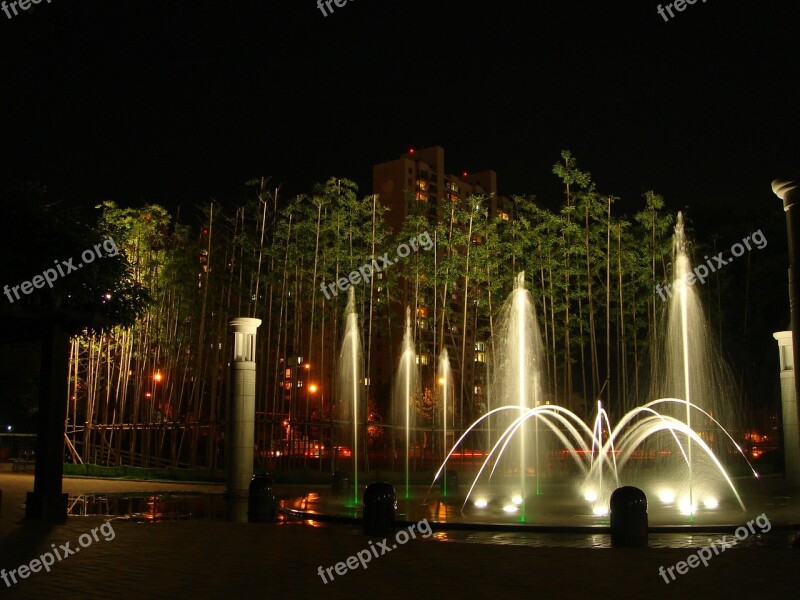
[438,348,451,496]
[393,307,418,499]
[491,272,544,520]
[338,287,363,505]
[649,211,744,516]
[674,213,694,517]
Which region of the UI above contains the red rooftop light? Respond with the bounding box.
[409,148,415,154]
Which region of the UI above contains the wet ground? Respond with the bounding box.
[0,474,798,599]
[5,473,797,550]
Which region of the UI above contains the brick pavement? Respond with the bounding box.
[0,474,797,600]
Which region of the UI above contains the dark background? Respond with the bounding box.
[0,0,796,211]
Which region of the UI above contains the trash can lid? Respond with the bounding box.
[610,486,647,510]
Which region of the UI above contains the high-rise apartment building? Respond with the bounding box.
[371,147,512,434]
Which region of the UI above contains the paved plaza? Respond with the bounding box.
[0,473,797,599]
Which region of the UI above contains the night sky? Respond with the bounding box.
[1,0,797,213]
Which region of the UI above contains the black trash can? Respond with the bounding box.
[331,471,351,497]
[610,486,648,547]
[363,482,396,535]
[248,473,276,523]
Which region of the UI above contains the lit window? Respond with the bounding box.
[475,342,485,352]
[416,191,428,202]
[285,368,292,379]
[499,211,510,221]
[475,352,486,363]
[415,354,429,366]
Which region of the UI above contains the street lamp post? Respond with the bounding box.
[227,317,262,521]
[773,179,800,488]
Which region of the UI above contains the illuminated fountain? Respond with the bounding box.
[488,272,544,520]
[392,307,418,499]
[438,348,452,496]
[337,287,363,506]
[434,241,757,522]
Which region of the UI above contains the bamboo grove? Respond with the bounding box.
[66,152,681,471]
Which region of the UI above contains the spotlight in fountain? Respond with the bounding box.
[511,494,523,506]
[703,497,719,510]
[583,489,598,503]
[658,489,676,504]
[473,498,488,509]
[503,504,518,513]
[592,505,609,516]
[678,497,696,516]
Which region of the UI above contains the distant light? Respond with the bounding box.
[153,371,163,383]
[502,504,518,513]
[409,148,415,154]
[6,425,11,432]
[309,383,319,393]
[437,377,445,386]
[703,497,719,510]
[511,494,523,506]
[658,489,675,504]
[462,171,468,177]
[473,498,488,509]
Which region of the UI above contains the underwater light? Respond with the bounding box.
[658,489,676,504]
[678,497,695,516]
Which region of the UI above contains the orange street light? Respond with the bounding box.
[309,383,319,393]
[153,371,163,383]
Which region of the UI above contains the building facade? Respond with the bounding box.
[371,146,513,436]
